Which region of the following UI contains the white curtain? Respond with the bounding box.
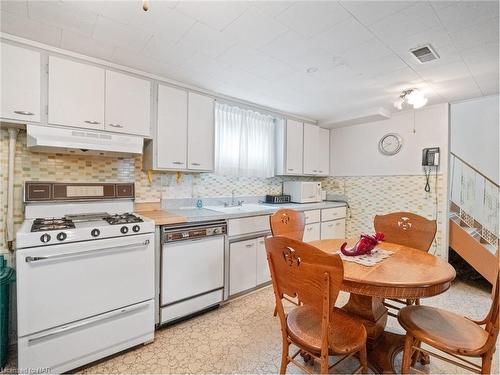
[215,103,275,178]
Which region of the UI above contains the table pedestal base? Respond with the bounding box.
[342,293,427,373]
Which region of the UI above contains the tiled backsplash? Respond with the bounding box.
[0,129,446,259]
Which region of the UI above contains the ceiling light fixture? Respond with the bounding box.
[142,0,149,11]
[393,88,428,110]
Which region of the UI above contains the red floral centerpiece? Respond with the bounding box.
[340,232,384,256]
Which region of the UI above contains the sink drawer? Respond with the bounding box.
[228,215,270,237]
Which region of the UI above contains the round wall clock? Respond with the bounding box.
[378,133,403,156]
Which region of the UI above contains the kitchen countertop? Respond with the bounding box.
[135,203,188,226]
[163,201,348,224]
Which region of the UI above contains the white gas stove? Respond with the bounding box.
[16,182,155,374]
[17,211,154,249]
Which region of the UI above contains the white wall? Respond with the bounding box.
[331,103,449,177]
[450,95,499,184]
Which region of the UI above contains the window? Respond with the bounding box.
[215,102,276,178]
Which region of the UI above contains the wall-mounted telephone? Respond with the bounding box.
[422,147,440,166]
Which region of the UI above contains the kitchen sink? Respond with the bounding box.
[205,203,272,214]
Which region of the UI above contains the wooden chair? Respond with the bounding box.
[399,273,499,374]
[265,236,368,374]
[374,212,437,317]
[270,209,306,316]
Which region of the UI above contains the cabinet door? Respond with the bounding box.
[187,92,214,171]
[48,56,104,129]
[303,223,320,242]
[105,70,151,136]
[318,127,330,176]
[303,123,319,175]
[285,119,303,175]
[229,239,257,296]
[1,43,41,122]
[321,219,346,240]
[256,237,271,285]
[157,85,188,169]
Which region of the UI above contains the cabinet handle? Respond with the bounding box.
[318,170,323,173]
[307,227,313,231]
[172,161,184,165]
[84,120,101,125]
[191,162,201,166]
[108,123,124,128]
[287,168,294,171]
[328,224,334,227]
[14,110,34,116]
[245,243,255,248]
[313,170,318,172]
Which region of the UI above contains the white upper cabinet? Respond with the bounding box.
[303,123,319,174]
[318,127,330,176]
[105,70,151,136]
[286,119,304,175]
[303,124,330,176]
[156,84,188,169]
[1,43,41,123]
[48,56,105,130]
[187,92,214,171]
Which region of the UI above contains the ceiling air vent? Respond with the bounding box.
[409,44,439,63]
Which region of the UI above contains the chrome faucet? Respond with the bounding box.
[224,190,244,207]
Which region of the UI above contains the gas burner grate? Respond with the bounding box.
[31,218,75,232]
[104,213,143,225]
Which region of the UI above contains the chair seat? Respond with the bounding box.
[398,305,489,356]
[287,306,367,355]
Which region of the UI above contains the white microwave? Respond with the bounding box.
[283,181,322,203]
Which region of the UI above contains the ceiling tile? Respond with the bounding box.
[28,0,98,37]
[275,1,351,37]
[176,1,249,31]
[0,10,62,46]
[92,16,152,51]
[69,0,142,25]
[112,46,171,76]
[449,17,499,51]
[370,2,441,41]
[432,0,499,33]
[341,38,394,65]
[0,0,28,17]
[417,60,473,84]
[340,0,415,26]
[246,56,296,82]
[310,17,374,55]
[60,30,115,61]
[249,1,294,17]
[141,35,195,66]
[430,76,482,101]
[176,22,236,59]
[461,42,500,95]
[222,6,288,49]
[130,8,195,44]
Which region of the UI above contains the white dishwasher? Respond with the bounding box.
[160,220,226,324]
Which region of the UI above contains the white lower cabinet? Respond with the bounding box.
[230,239,257,296]
[321,219,346,240]
[256,237,271,285]
[229,236,270,296]
[303,223,321,242]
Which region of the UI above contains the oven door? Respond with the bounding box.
[161,236,224,306]
[16,233,154,337]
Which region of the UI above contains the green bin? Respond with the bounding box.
[0,255,15,369]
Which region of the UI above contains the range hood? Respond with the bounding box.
[26,124,143,156]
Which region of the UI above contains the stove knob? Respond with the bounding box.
[132,225,140,233]
[120,226,129,234]
[57,232,67,241]
[91,229,100,237]
[40,233,51,243]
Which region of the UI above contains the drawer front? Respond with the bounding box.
[228,215,270,237]
[229,239,257,296]
[321,219,346,240]
[161,289,222,324]
[303,223,320,242]
[321,207,346,221]
[304,209,320,224]
[18,300,154,374]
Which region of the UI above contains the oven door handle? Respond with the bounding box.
[27,301,150,343]
[25,239,150,263]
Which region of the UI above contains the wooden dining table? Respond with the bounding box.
[309,238,456,374]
